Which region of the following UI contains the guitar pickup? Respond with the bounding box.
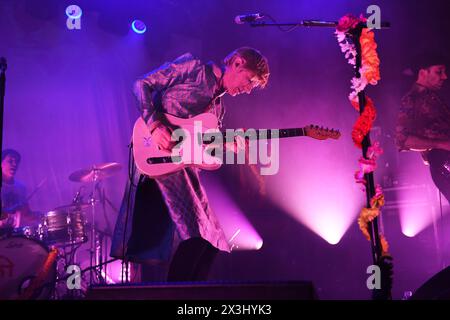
[147,156,182,164]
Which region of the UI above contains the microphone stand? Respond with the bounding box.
[349,23,393,300]
[249,20,390,29]
[0,57,7,192]
[247,18,392,300]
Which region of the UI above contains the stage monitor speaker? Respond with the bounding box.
[410,267,450,300]
[86,281,317,300]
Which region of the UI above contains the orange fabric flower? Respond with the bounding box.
[379,235,390,256]
[358,207,390,255]
[358,207,380,241]
[360,28,381,85]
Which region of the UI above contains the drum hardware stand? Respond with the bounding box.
[89,168,99,286]
[88,174,110,285]
[67,162,122,287]
[90,183,117,285]
[52,257,120,300]
[51,258,119,300]
[51,238,85,300]
[76,257,118,285]
[93,229,106,284]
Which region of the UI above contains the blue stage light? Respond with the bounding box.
[131,20,147,34]
[66,5,82,19]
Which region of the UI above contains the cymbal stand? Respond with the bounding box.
[95,230,106,284]
[89,170,106,286]
[89,168,98,286]
[93,182,116,284]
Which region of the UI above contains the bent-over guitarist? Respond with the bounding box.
[111,47,270,281]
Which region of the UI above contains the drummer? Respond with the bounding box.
[1,149,37,233]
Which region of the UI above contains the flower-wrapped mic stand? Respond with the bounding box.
[338,17,393,300]
[249,15,393,300]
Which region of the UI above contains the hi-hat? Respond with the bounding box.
[69,162,122,183]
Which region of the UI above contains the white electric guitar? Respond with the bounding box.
[132,112,341,178]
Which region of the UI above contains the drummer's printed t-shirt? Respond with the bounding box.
[1,180,27,215]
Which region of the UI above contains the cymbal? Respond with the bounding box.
[69,162,122,183]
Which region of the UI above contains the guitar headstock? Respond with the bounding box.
[304,125,341,140]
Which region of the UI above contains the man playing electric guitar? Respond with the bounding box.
[396,53,450,203]
[111,47,270,281]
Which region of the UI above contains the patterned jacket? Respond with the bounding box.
[111,53,231,262]
[396,83,450,155]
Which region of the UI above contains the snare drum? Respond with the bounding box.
[0,236,56,299]
[39,208,87,245]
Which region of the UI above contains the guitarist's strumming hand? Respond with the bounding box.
[149,120,178,152]
[224,129,247,154]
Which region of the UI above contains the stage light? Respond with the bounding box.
[201,174,263,251]
[400,204,434,238]
[255,239,264,250]
[66,5,82,19]
[131,20,147,34]
[402,228,415,238]
[397,184,440,238]
[270,171,360,245]
[265,136,362,246]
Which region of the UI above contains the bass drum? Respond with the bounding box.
[0,236,56,300]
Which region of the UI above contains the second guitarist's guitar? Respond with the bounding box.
[132,112,341,178]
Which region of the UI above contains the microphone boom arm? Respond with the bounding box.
[249,20,390,29]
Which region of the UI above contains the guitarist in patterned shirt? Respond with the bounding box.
[396,53,450,202]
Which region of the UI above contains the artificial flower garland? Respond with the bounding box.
[336,14,389,256]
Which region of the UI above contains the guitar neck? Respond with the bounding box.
[219,128,306,140]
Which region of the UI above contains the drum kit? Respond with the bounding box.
[0,162,121,300]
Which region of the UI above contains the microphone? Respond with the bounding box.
[234,13,265,24]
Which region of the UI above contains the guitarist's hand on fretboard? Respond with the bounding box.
[224,129,247,154]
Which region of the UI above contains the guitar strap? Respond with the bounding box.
[205,64,226,128]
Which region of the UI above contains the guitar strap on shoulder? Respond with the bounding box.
[206,64,226,127]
